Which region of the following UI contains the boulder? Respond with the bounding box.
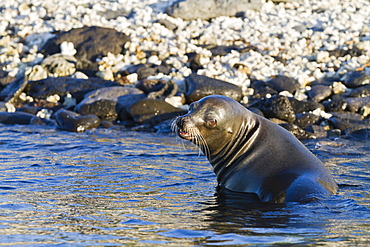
[185,73,243,103]
[55,109,100,132]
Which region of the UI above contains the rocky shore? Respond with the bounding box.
[1,0,370,139]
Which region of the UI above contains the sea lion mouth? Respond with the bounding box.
[178,129,193,140]
[172,116,210,158]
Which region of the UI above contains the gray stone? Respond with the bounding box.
[41,26,130,65]
[344,70,370,88]
[75,86,146,120]
[166,0,264,20]
[128,98,185,125]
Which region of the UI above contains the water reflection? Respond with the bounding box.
[0,125,369,245]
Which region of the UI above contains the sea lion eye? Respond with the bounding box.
[207,119,217,127]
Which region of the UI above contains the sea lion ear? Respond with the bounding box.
[227,128,233,134]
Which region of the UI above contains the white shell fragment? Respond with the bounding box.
[0,0,369,94]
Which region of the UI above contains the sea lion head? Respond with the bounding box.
[174,95,250,158]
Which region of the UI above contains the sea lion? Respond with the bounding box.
[174,95,338,203]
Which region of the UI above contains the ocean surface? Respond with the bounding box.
[0,125,369,246]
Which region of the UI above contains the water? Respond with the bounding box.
[0,125,369,246]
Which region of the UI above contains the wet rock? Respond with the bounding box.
[100,120,115,128]
[307,85,332,102]
[305,125,328,139]
[166,0,263,20]
[25,77,120,103]
[0,111,36,125]
[135,79,178,99]
[250,95,296,123]
[154,119,174,133]
[289,97,325,113]
[327,111,367,133]
[75,86,146,120]
[344,97,370,113]
[128,99,185,126]
[265,75,301,94]
[343,70,370,88]
[76,99,120,121]
[55,109,100,132]
[185,73,243,103]
[0,76,28,104]
[345,128,370,140]
[294,113,320,129]
[348,84,370,97]
[41,26,130,68]
[279,123,315,140]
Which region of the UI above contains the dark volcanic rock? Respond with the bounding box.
[185,73,243,103]
[348,84,370,98]
[279,123,315,140]
[75,86,146,120]
[135,79,178,99]
[76,99,120,120]
[41,26,130,63]
[289,97,325,113]
[250,95,296,123]
[343,70,370,88]
[305,125,328,139]
[344,97,370,113]
[323,98,347,112]
[250,80,278,99]
[294,113,320,129]
[25,77,120,103]
[128,99,185,125]
[0,111,37,125]
[265,75,300,94]
[55,109,100,132]
[327,111,368,133]
[307,84,332,102]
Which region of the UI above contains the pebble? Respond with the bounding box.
[0,0,369,137]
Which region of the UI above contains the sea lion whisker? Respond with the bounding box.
[193,127,210,158]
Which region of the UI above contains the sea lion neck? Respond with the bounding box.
[209,111,260,183]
